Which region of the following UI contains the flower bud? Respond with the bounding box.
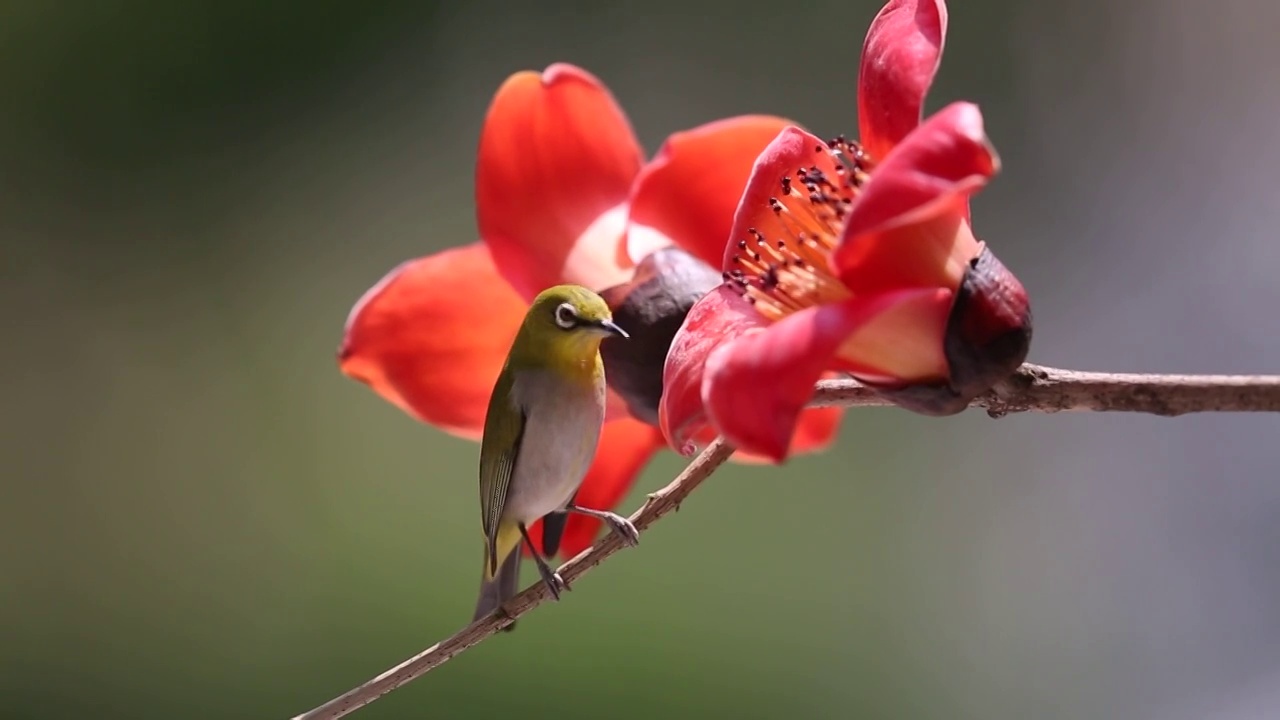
[874,247,1032,415]
[599,248,722,426]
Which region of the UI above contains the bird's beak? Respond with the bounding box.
[596,319,629,339]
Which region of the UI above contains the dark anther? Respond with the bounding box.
[761,265,780,290]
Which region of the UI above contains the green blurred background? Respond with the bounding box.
[5,1,1280,718]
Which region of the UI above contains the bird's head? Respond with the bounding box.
[513,285,630,367]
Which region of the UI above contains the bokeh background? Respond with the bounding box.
[5,1,1280,718]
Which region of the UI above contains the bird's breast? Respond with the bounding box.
[501,370,605,524]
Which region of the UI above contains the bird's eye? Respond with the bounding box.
[554,303,577,329]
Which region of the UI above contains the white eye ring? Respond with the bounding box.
[554,303,577,329]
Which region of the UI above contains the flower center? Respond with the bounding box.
[724,136,875,321]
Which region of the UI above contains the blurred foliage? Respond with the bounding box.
[0,1,442,168]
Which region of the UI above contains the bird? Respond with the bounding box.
[473,284,641,629]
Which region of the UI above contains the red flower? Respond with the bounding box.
[660,0,1032,462]
[339,64,841,558]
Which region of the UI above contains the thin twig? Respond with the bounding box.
[809,363,1280,417]
[291,363,1280,720]
[291,437,737,720]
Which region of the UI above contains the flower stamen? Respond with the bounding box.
[726,137,874,321]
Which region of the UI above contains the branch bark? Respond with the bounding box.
[290,363,1280,720]
[808,363,1280,416]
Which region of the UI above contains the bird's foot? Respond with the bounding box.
[519,520,571,600]
[567,504,641,547]
[534,562,568,600]
[600,511,640,547]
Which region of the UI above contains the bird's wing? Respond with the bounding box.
[479,372,526,570]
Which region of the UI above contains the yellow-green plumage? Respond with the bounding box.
[473,285,637,628]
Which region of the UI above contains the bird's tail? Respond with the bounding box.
[473,527,522,631]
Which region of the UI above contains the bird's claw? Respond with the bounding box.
[535,565,568,600]
[602,512,640,547]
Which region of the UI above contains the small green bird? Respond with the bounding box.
[474,284,640,628]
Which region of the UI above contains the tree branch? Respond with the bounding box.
[291,437,737,720]
[809,363,1280,416]
[290,363,1280,720]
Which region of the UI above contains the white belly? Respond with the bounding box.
[501,370,605,525]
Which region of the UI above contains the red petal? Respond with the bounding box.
[338,243,526,439]
[701,302,868,462]
[834,102,997,294]
[858,0,947,160]
[677,403,844,464]
[722,126,843,271]
[525,418,665,559]
[659,284,766,453]
[831,287,954,382]
[788,406,844,455]
[720,404,845,464]
[627,115,796,268]
[476,63,645,300]
[660,277,847,460]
